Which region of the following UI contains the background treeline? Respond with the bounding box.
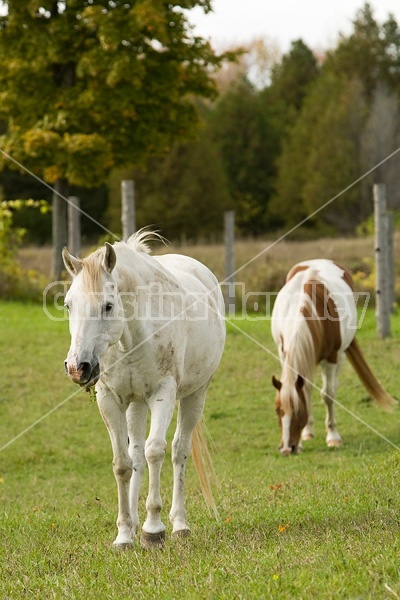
[2,2,400,244]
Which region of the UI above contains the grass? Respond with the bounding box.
[1,299,400,599]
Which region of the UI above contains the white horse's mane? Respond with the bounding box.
[126,228,168,255]
[78,229,167,293]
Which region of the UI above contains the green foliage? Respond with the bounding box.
[267,38,320,123]
[133,114,232,240]
[3,3,400,240]
[0,1,227,186]
[357,210,400,237]
[0,199,48,299]
[326,3,400,99]
[1,302,400,598]
[273,4,400,234]
[209,77,282,235]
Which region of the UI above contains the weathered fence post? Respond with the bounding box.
[387,211,395,313]
[224,210,235,315]
[373,183,391,337]
[67,196,81,257]
[121,180,136,241]
[51,178,68,280]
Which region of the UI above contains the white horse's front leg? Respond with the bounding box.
[321,360,342,447]
[96,388,133,549]
[141,379,177,549]
[126,402,148,539]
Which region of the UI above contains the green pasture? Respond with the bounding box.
[1,301,400,599]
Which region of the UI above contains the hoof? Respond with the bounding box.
[302,433,314,441]
[113,541,134,551]
[140,530,165,550]
[327,439,342,448]
[280,447,291,456]
[172,528,191,539]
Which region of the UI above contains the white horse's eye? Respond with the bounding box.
[64,303,70,311]
[104,303,113,313]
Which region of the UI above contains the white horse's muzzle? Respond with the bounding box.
[65,358,100,387]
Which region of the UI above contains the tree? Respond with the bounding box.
[267,39,319,123]
[361,85,400,210]
[272,5,400,235]
[326,3,400,99]
[272,73,368,233]
[301,77,368,230]
[0,1,228,276]
[211,38,281,93]
[260,39,320,231]
[128,113,232,241]
[209,76,282,235]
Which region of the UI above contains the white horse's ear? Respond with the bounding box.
[103,242,116,273]
[62,247,83,277]
[272,375,282,391]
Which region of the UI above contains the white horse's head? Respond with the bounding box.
[63,243,124,387]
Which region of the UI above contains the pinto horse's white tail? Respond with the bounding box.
[191,423,219,519]
[345,338,397,411]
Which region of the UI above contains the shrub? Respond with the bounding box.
[0,199,49,301]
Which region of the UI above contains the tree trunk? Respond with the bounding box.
[121,179,136,241]
[51,178,69,280]
[67,195,81,257]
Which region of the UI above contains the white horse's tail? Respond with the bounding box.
[191,423,219,519]
[345,338,397,411]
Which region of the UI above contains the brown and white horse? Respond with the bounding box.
[271,259,395,455]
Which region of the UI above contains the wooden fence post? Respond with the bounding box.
[51,178,68,280]
[67,196,81,257]
[224,211,235,315]
[373,183,391,337]
[387,211,395,313]
[121,180,136,241]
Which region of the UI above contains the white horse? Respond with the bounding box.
[62,231,225,549]
[271,259,395,455]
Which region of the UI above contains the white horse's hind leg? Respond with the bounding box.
[126,402,148,539]
[321,361,342,447]
[96,389,133,549]
[169,385,207,535]
[141,379,177,548]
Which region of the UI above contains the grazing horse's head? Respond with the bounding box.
[272,374,308,455]
[62,243,124,387]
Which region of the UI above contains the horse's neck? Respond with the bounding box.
[284,319,317,385]
[115,251,171,351]
[114,251,150,351]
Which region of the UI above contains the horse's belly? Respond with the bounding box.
[178,333,225,398]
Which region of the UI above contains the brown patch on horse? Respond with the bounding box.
[285,264,308,283]
[68,364,84,384]
[301,279,342,364]
[333,261,355,291]
[273,375,308,452]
